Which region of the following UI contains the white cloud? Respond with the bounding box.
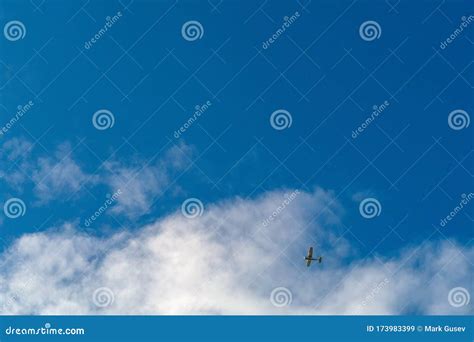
[0,188,471,315]
[32,143,97,203]
[103,143,194,218]
[0,138,33,190]
[0,138,32,161]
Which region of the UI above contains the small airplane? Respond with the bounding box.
[305,247,322,267]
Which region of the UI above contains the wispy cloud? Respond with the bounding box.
[0,138,33,190]
[103,143,194,218]
[0,139,96,203]
[0,138,194,215]
[0,189,471,315]
[32,143,98,203]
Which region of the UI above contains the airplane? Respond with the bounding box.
[305,247,322,267]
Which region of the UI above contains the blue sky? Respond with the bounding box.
[0,0,472,315]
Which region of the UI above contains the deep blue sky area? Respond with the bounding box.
[0,0,472,261]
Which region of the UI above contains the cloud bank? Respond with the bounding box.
[0,188,471,315]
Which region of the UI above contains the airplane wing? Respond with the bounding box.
[306,258,312,267]
[307,247,313,259]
